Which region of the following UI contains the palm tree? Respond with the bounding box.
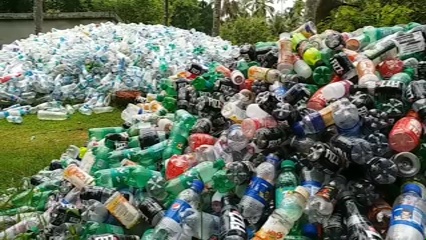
[34,0,43,34]
[221,0,240,20]
[212,0,221,36]
[244,0,275,18]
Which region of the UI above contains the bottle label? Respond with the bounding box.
[63,165,94,189]
[301,180,322,196]
[245,177,273,206]
[220,209,247,238]
[389,204,426,237]
[316,185,338,201]
[164,199,192,224]
[276,186,296,207]
[104,192,141,229]
[255,216,287,240]
[347,215,382,239]
[394,31,425,56]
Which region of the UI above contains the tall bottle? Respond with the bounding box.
[386,183,426,240]
[306,175,347,224]
[153,180,204,240]
[239,154,280,225]
[278,33,294,74]
[254,186,310,240]
[323,210,346,240]
[276,160,299,208]
[219,195,247,240]
[340,191,383,239]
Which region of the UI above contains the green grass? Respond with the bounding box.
[0,109,123,190]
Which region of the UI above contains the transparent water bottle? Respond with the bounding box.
[239,153,280,225]
[331,98,361,136]
[153,180,204,240]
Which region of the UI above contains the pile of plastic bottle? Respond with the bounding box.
[0,22,237,124]
[4,21,426,240]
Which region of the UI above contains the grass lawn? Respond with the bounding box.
[0,109,123,190]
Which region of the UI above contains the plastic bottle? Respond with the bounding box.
[357,56,380,89]
[239,154,280,225]
[276,160,299,208]
[300,167,324,197]
[368,198,392,236]
[153,180,204,240]
[307,175,347,224]
[293,55,312,79]
[307,80,353,110]
[37,110,68,121]
[254,186,310,240]
[388,111,423,152]
[241,116,278,139]
[323,210,346,240]
[219,195,247,240]
[331,98,361,136]
[278,33,294,74]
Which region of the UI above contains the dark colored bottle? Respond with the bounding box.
[253,124,288,149]
[349,91,375,118]
[225,161,254,185]
[80,186,116,203]
[366,157,398,185]
[240,44,257,62]
[219,196,247,240]
[104,132,129,150]
[272,102,301,125]
[308,142,347,175]
[340,191,383,240]
[323,210,346,240]
[330,52,357,80]
[191,118,213,134]
[348,179,380,207]
[138,197,165,227]
[255,91,278,115]
[50,202,82,226]
[362,109,390,135]
[139,130,168,149]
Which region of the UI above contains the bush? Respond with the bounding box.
[220,17,275,45]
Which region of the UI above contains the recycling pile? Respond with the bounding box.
[0,22,237,123]
[4,21,426,240]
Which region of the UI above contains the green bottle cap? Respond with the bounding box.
[404,68,415,78]
[281,160,295,169]
[214,159,226,169]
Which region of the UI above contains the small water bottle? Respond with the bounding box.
[6,115,23,124]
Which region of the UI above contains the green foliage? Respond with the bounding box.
[0,0,32,13]
[318,0,415,32]
[220,17,275,45]
[91,0,164,24]
[269,0,305,36]
[169,0,213,35]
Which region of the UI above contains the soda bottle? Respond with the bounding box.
[104,132,129,150]
[368,198,392,236]
[138,129,168,149]
[323,210,346,240]
[227,124,250,151]
[389,111,423,152]
[357,57,380,89]
[253,124,288,149]
[153,180,204,239]
[339,191,383,239]
[189,133,216,151]
[104,191,141,229]
[239,154,280,225]
[146,174,168,202]
[82,221,125,239]
[278,33,294,74]
[165,153,197,180]
[293,55,313,79]
[191,118,213,134]
[89,127,125,141]
[330,52,357,81]
[378,59,404,79]
[308,142,347,175]
[366,157,398,185]
[313,66,333,86]
[241,116,278,139]
[219,195,247,240]
[307,80,353,110]
[63,164,94,189]
[348,179,380,207]
[138,197,165,227]
[292,21,317,38]
[276,160,299,208]
[300,167,324,197]
[307,175,347,224]
[80,186,115,203]
[329,134,373,165]
[254,186,310,240]
[289,136,316,156]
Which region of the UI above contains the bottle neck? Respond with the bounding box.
[343,197,362,217]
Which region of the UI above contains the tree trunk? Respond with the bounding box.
[34,0,43,34]
[212,0,221,36]
[314,0,344,23]
[164,0,169,26]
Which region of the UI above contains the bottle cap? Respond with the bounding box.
[295,186,310,200]
[403,183,422,196]
[214,159,226,169]
[281,160,295,169]
[392,152,420,177]
[191,179,204,194]
[302,223,318,238]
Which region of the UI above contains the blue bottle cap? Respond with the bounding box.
[302,223,318,238]
[191,179,204,194]
[403,183,422,196]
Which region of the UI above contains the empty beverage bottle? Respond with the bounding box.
[301,167,324,197]
[239,154,280,225]
[138,197,165,227]
[308,142,347,175]
[391,152,421,178]
[388,111,423,153]
[219,195,247,240]
[331,98,361,136]
[340,191,383,239]
[323,210,346,240]
[241,116,277,140]
[386,184,426,240]
[254,186,310,240]
[368,198,392,236]
[153,180,204,240]
[329,134,373,165]
[366,157,398,185]
[253,124,288,149]
[88,234,140,240]
[307,175,347,224]
[276,160,299,208]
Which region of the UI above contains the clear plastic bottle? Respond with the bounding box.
[37,110,68,121]
[6,115,23,124]
[254,186,310,240]
[300,167,324,197]
[239,154,280,225]
[153,180,204,240]
[307,80,353,110]
[386,183,426,240]
[307,175,347,224]
[293,55,312,79]
[331,98,361,136]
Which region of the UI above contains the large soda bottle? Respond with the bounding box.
[239,154,280,225]
[162,110,196,159]
[219,195,247,240]
[165,153,197,180]
[306,175,347,224]
[340,191,383,239]
[253,186,310,240]
[153,180,204,240]
[357,56,380,89]
[276,160,299,208]
[386,183,426,240]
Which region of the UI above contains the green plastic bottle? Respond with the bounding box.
[276,160,299,208]
[128,136,140,148]
[191,159,225,184]
[82,221,125,239]
[94,165,160,189]
[161,96,177,112]
[312,66,333,86]
[388,68,414,87]
[212,169,236,193]
[160,78,177,97]
[88,127,124,141]
[165,171,199,196]
[132,140,168,166]
[127,167,162,188]
[127,122,152,137]
[141,229,154,240]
